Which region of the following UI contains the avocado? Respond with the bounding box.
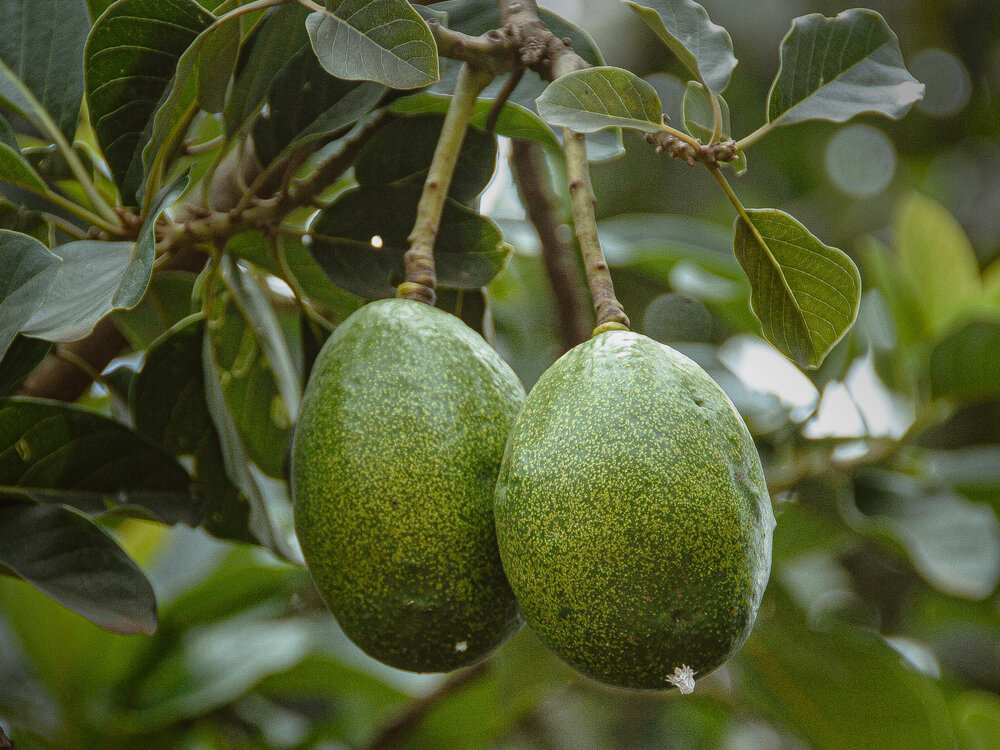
[494,331,774,690]
[292,298,525,672]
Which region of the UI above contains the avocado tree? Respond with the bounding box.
[2,0,999,747]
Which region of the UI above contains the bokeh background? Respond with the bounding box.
[3,0,1000,748]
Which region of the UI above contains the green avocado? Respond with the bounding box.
[494,331,774,690]
[292,298,526,672]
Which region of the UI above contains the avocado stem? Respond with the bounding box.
[397,64,493,306]
[562,130,631,335]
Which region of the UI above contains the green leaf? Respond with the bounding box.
[308,184,511,298]
[0,229,60,359]
[131,316,252,542]
[251,45,385,167]
[623,0,737,93]
[0,491,158,635]
[195,6,242,114]
[354,113,497,203]
[0,0,90,141]
[536,67,663,134]
[85,0,212,198]
[0,115,49,194]
[0,336,50,397]
[767,9,924,128]
[682,81,746,173]
[435,287,490,338]
[305,0,439,90]
[738,592,956,750]
[930,319,1000,404]
[0,398,194,523]
[733,208,860,369]
[113,271,198,350]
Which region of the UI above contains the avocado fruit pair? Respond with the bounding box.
[292,299,773,690]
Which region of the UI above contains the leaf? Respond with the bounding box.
[766,9,924,128]
[0,398,195,523]
[85,0,213,198]
[131,316,252,542]
[0,114,49,194]
[0,336,50,398]
[251,45,385,167]
[113,271,198,350]
[623,0,737,93]
[305,0,439,90]
[0,0,90,141]
[734,209,860,369]
[0,229,60,360]
[930,319,1000,404]
[435,287,490,338]
[354,113,497,203]
[196,6,242,114]
[536,67,663,134]
[308,184,510,298]
[738,592,956,750]
[0,491,158,635]
[682,81,746,173]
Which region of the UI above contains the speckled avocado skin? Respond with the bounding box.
[292,298,526,672]
[494,331,774,690]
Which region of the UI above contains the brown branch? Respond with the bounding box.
[510,140,591,349]
[365,661,491,750]
[0,724,17,749]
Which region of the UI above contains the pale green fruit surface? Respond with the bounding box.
[494,331,774,690]
[292,298,525,672]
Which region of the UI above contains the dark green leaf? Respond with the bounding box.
[0,398,194,523]
[734,209,861,369]
[0,336,50,397]
[930,319,1000,404]
[536,67,663,134]
[0,491,158,635]
[196,8,241,114]
[354,113,497,203]
[85,0,212,198]
[112,271,198,350]
[305,0,438,90]
[0,115,49,194]
[309,184,510,298]
[0,0,90,141]
[0,229,60,359]
[623,0,737,93]
[682,81,746,173]
[0,199,49,244]
[435,287,490,338]
[767,10,924,128]
[131,316,252,542]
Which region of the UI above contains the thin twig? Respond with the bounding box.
[484,68,524,135]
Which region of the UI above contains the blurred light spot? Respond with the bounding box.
[885,636,941,678]
[370,234,383,248]
[843,354,914,439]
[718,335,818,419]
[266,276,294,298]
[669,260,742,302]
[910,48,971,117]
[803,381,866,438]
[825,124,896,198]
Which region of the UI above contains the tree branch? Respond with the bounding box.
[510,140,591,349]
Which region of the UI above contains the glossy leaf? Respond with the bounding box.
[734,208,860,369]
[308,184,510,298]
[0,491,158,635]
[354,113,497,203]
[0,0,90,141]
[0,398,194,523]
[767,9,924,128]
[195,4,241,114]
[623,0,737,93]
[0,229,60,359]
[930,319,1000,404]
[682,81,746,173]
[536,67,663,134]
[85,0,212,198]
[305,0,439,90]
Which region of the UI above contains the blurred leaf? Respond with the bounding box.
[622,0,737,93]
[682,81,746,173]
[354,113,497,204]
[0,491,157,635]
[85,0,212,198]
[0,199,50,244]
[0,229,60,359]
[738,591,956,750]
[923,446,1000,509]
[112,271,198,350]
[951,691,1000,750]
[131,316,252,543]
[0,336,50,398]
[0,0,90,142]
[252,45,385,166]
[309,184,510,298]
[536,67,662,134]
[766,10,924,128]
[984,258,1000,306]
[0,398,195,524]
[305,0,438,90]
[896,193,984,336]
[643,292,712,343]
[929,319,1000,404]
[734,209,860,369]
[435,287,490,339]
